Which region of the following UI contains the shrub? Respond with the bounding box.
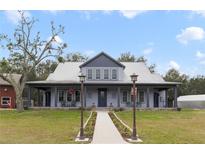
[113,107,125,112]
[108,112,132,138]
[84,112,97,139]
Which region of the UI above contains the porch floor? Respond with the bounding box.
[91,111,128,144]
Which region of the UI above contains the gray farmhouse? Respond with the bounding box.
[27,52,180,108]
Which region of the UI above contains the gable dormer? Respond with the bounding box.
[80,52,125,81]
[79,52,125,68]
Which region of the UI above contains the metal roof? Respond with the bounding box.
[27,61,179,86]
[178,95,205,102]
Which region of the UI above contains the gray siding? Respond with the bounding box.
[48,86,166,108]
[82,54,122,67]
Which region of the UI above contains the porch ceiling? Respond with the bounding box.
[26,81,179,89]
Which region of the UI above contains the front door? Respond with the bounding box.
[45,91,51,107]
[154,92,159,107]
[98,88,107,107]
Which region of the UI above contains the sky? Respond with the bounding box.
[0,10,205,76]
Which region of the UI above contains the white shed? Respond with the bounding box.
[177,94,205,109]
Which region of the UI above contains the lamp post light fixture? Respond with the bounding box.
[78,72,86,139]
[130,73,138,140]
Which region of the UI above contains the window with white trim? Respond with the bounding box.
[67,93,72,102]
[112,69,117,80]
[123,91,128,102]
[104,69,109,79]
[58,90,65,102]
[96,69,100,80]
[1,97,11,105]
[75,90,80,102]
[139,91,144,102]
[87,69,92,80]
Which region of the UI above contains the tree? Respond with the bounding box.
[35,60,58,80]
[65,52,89,62]
[164,68,189,106]
[118,52,156,73]
[0,11,67,111]
[188,75,205,94]
[117,52,136,62]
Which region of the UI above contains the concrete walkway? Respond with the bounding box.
[92,111,128,144]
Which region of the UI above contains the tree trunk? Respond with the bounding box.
[16,94,24,112]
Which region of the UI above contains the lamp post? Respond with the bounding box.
[79,72,86,139]
[130,73,138,140]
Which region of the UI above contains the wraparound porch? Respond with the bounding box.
[26,83,179,108]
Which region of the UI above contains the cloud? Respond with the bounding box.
[44,10,64,15]
[176,27,205,44]
[79,11,92,20]
[79,11,147,20]
[52,36,63,43]
[47,36,63,47]
[196,51,205,59]
[4,10,31,24]
[192,11,205,18]
[200,60,205,65]
[119,10,147,19]
[143,47,153,55]
[169,60,180,70]
[102,10,113,15]
[196,51,205,65]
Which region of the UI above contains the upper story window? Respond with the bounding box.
[104,69,109,80]
[87,69,92,80]
[112,69,117,80]
[96,69,100,80]
[85,67,119,80]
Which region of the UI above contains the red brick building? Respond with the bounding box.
[0,74,21,108]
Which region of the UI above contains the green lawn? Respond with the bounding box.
[0,109,90,143]
[115,109,205,144]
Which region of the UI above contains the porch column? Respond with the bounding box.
[173,86,178,108]
[84,86,87,107]
[117,87,120,108]
[37,89,40,106]
[27,86,33,107]
[54,87,58,107]
[43,91,46,107]
[165,89,168,108]
[146,87,150,108]
[28,86,31,101]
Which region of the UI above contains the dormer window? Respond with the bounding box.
[104,69,109,80]
[87,69,92,80]
[85,67,118,81]
[96,69,100,80]
[112,69,117,80]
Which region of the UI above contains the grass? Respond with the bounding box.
[0,109,90,144]
[115,109,205,144]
